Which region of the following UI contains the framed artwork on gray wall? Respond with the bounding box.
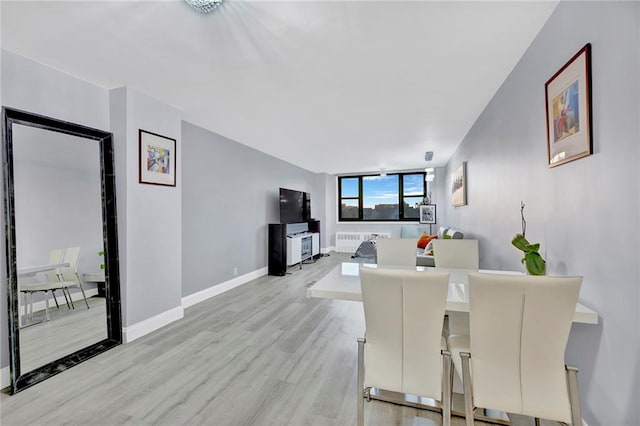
[451,161,467,207]
[545,43,592,168]
[139,129,177,186]
[419,204,436,224]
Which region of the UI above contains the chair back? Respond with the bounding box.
[376,238,417,267]
[58,246,81,281]
[467,272,582,423]
[360,267,449,399]
[432,239,479,269]
[45,248,65,282]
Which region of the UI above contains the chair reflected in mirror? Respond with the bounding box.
[20,248,67,322]
[56,247,89,310]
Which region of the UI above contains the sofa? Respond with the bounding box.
[401,225,465,267]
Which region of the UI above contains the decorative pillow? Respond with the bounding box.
[417,233,437,249]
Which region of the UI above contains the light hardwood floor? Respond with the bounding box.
[1,253,545,425]
[20,296,107,372]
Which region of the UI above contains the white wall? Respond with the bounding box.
[442,3,639,424]
[1,49,110,373]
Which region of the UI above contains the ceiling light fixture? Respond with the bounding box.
[424,151,435,182]
[185,0,224,13]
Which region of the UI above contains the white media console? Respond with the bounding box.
[286,232,320,267]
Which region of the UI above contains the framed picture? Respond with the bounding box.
[419,204,436,224]
[451,161,467,207]
[545,43,592,167]
[139,129,176,186]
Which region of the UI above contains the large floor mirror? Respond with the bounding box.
[2,107,122,393]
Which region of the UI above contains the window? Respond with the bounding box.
[338,172,426,221]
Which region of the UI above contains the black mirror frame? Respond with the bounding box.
[2,107,122,393]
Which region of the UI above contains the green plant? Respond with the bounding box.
[98,250,105,270]
[511,202,546,275]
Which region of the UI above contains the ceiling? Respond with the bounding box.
[1,1,557,174]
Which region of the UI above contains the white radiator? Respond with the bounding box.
[335,232,391,253]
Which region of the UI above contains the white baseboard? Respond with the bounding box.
[322,246,335,254]
[22,288,99,314]
[122,306,184,343]
[182,267,268,309]
[122,267,267,344]
[1,366,9,390]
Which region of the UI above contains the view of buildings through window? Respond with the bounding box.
[339,173,425,221]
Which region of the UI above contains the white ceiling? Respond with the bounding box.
[1,1,557,174]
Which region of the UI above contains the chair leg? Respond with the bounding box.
[44,292,51,321]
[534,417,541,426]
[51,290,60,309]
[65,288,75,309]
[23,292,28,322]
[76,273,90,309]
[441,350,453,426]
[29,292,34,321]
[566,365,582,425]
[357,338,366,426]
[62,289,71,309]
[460,352,474,426]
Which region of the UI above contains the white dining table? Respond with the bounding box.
[17,262,70,278]
[306,262,598,325]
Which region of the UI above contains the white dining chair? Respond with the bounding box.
[357,267,453,426]
[20,248,67,321]
[432,239,479,344]
[448,272,583,425]
[57,246,89,309]
[432,239,479,269]
[375,238,417,267]
[44,248,71,308]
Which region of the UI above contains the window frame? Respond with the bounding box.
[337,172,426,222]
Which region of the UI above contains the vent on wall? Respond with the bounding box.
[335,232,391,253]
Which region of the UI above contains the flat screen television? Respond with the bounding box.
[279,188,310,224]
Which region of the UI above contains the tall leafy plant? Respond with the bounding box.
[511,202,546,275]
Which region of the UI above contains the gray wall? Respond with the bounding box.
[0,50,111,372]
[442,3,639,424]
[110,87,183,328]
[181,122,323,297]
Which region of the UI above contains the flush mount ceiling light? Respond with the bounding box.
[424,151,435,181]
[185,0,223,13]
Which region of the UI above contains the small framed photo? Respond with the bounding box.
[419,204,436,224]
[545,44,592,167]
[139,129,176,186]
[451,161,467,207]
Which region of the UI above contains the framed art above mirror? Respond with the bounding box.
[2,107,122,393]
